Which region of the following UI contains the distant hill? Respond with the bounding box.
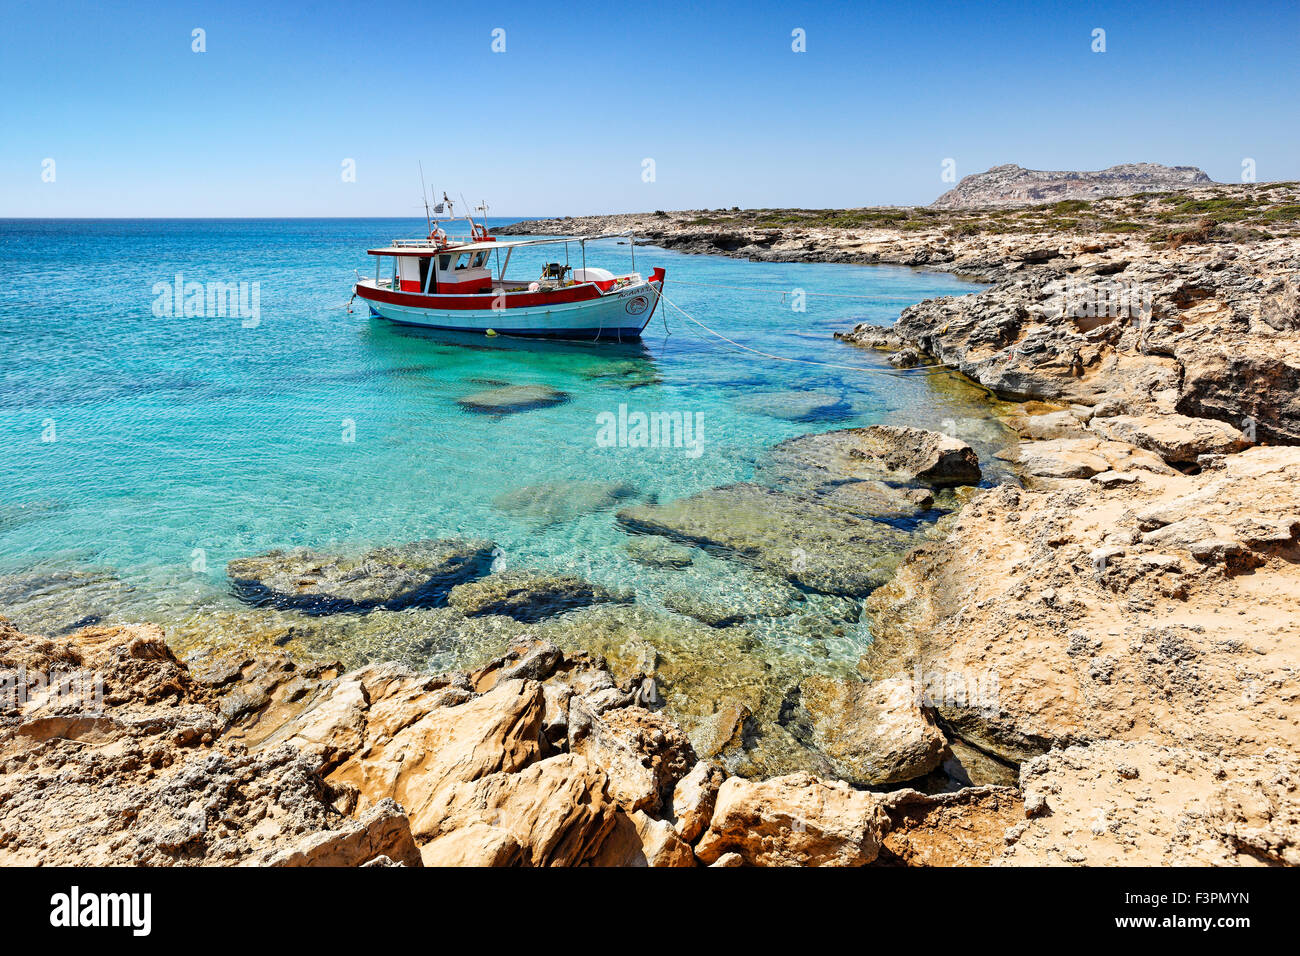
[931,162,1214,209]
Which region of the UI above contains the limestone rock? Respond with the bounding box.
[418,822,524,867]
[862,446,1300,763]
[1003,741,1300,866]
[694,772,890,867]
[878,787,1023,866]
[261,798,422,867]
[0,621,417,867]
[324,675,548,839]
[591,809,698,867]
[1088,412,1251,464]
[1003,437,1176,482]
[672,761,726,844]
[799,675,948,785]
[768,425,981,487]
[568,700,696,813]
[415,754,616,866]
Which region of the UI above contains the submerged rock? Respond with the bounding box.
[492,479,638,526]
[768,425,981,487]
[309,607,526,672]
[446,570,631,622]
[0,568,135,635]
[227,538,496,614]
[659,566,801,627]
[534,603,849,780]
[798,675,947,786]
[617,482,919,595]
[624,535,697,569]
[166,602,527,673]
[0,499,63,534]
[577,359,662,390]
[457,384,569,414]
[735,389,848,422]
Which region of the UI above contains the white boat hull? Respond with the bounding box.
[358,276,664,341]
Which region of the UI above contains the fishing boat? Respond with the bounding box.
[353,201,665,341]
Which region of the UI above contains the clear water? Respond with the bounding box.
[0,217,1004,668]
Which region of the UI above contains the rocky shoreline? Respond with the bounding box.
[501,184,1300,864]
[3,183,1298,866]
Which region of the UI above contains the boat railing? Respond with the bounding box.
[389,235,482,248]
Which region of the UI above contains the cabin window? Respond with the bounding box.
[438,254,452,271]
[454,253,470,270]
[471,251,489,268]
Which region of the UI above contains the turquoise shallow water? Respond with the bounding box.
[0,217,1001,667]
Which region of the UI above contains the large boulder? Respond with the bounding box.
[671,761,726,844]
[415,754,617,866]
[694,772,890,867]
[798,675,948,785]
[226,538,495,614]
[1088,413,1252,465]
[567,700,696,813]
[768,425,981,487]
[1003,436,1177,482]
[261,799,422,867]
[878,787,1023,866]
[589,810,698,867]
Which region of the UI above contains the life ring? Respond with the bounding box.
[430,228,447,245]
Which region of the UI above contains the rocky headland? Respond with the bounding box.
[930,162,1214,209]
[4,176,1298,866]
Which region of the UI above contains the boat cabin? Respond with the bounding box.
[366,232,639,299]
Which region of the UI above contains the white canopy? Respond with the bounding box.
[366,234,634,257]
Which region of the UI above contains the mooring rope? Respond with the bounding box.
[667,279,927,303]
[655,288,949,378]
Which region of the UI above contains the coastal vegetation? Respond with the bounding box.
[603,183,1300,245]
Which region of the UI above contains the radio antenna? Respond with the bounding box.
[418,162,432,233]
[460,191,475,233]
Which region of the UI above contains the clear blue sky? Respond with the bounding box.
[3,0,1297,217]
